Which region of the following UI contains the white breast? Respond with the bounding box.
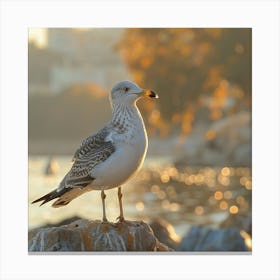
[90,106,148,190]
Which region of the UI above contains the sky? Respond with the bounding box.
[28,28,47,48]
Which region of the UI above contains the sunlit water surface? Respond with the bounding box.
[29,156,251,238]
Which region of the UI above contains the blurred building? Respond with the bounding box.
[29,28,130,95]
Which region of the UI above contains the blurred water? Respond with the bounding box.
[28,156,252,237]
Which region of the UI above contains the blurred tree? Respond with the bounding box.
[118,28,251,137]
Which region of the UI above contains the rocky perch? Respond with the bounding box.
[28,219,173,252]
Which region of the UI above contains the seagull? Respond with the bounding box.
[32,81,158,222]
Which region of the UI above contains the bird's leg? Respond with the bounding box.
[101,190,108,222]
[117,186,125,222]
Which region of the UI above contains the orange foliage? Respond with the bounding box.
[203,66,224,90]
[205,130,217,141]
[118,28,251,136]
[213,80,229,107]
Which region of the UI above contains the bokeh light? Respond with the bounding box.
[135,201,145,211]
[221,167,231,176]
[214,191,223,200]
[219,200,228,210]
[194,206,204,215]
[229,205,239,214]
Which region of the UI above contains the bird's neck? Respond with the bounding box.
[111,102,144,133]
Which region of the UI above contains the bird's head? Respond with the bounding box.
[110,80,158,106]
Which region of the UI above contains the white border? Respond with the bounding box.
[1,0,279,279]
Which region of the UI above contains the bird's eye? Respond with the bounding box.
[123,87,129,92]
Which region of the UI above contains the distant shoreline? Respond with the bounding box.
[29,139,81,156]
[29,138,251,168]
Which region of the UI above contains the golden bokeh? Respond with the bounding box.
[218,174,230,186]
[221,167,230,176]
[245,180,252,190]
[240,230,252,251]
[214,191,223,200]
[194,206,204,215]
[169,203,180,212]
[135,201,144,211]
[195,174,204,184]
[219,200,228,210]
[160,173,170,183]
[151,184,160,193]
[240,176,247,185]
[168,167,178,177]
[229,205,239,214]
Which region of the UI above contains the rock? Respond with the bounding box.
[205,111,251,166]
[175,111,251,167]
[232,143,251,166]
[178,226,248,251]
[28,219,174,252]
[150,219,181,250]
[220,214,252,235]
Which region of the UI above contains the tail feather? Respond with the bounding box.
[32,186,92,208]
[32,190,61,206]
[32,188,69,206]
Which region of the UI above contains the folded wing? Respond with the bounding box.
[32,126,115,207]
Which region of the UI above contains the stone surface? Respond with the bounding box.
[220,214,252,235]
[28,219,173,252]
[178,226,248,251]
[175,111,251,167]
[150,218,181,250]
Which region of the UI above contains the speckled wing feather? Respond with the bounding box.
[72,126,112,161]
[32,126,115,206]
[63,141,114,188]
